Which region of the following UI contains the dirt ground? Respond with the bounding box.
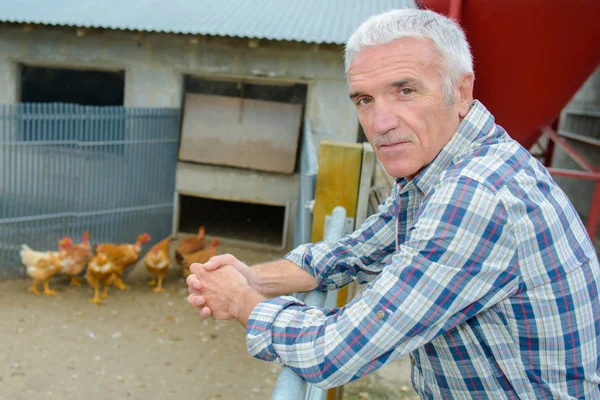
[0,238,416,400]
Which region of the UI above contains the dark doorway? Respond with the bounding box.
[178,195,286,247]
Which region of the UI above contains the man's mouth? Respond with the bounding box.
[378,140,410,149]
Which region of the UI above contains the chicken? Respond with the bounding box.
[95,233,151,290]
[86,247,117,305]
[175,226,205,266]
[181,238,219,278]
[59,231,93,286]
[80,229,91,250]
[20,240,70,295]
[20,243,61,268]
[144,236,171,293]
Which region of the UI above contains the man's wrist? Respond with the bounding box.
[230,285,265,326]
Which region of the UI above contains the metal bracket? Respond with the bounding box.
[304,200,315,212]
[324,215,355,237]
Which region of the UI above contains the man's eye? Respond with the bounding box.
[400,88,414,96]
[357,97,373,105]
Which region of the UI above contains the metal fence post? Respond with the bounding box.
[271,206,347,400]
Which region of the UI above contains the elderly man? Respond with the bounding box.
[187,9,600,399]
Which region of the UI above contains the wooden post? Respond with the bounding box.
[311,141,363,400]
[356,143,376,230]
[311,141,363,242]
[344,143,376,304]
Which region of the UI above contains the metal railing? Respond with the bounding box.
[272,205,348,400]
[293,119,318,248]
[0,103,180,277]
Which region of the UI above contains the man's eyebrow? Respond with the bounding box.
[349,91,366,100]
[388,79,418,88]
[350,79,420,99]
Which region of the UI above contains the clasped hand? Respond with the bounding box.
[186,254,251,320]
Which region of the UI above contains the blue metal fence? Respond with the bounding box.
[0,103,180,278]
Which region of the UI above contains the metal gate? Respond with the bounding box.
[0,103,180,278]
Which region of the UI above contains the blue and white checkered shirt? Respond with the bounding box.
[246,101,600,399]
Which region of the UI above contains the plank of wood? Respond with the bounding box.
[311,140,363,400]
[311,141,363,243]
[355,142,376,228]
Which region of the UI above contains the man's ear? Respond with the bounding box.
[456,73,474,118]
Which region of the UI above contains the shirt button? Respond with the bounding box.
[411,356,416,366]
[376,310,385,319]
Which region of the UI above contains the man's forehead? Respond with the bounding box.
[347,39,442,87]
[348,37,440,71]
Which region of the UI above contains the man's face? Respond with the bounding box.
[348,37,471,179]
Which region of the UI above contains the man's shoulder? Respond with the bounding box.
[443,132,534,193]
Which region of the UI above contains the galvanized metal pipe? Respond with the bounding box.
[272,206,347,400]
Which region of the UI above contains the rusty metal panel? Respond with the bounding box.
[179,93,302,174]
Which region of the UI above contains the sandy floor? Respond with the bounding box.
[0,238,416,400]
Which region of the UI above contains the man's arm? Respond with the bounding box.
[187,257,319,317]
[249,259,318,296]
[199,184,400,297]
[245,177,521,389]
[194,255,318,298]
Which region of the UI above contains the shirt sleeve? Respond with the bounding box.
[246,176,521,389]
[283,184,399,291]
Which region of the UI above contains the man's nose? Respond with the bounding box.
[373,100,399,135]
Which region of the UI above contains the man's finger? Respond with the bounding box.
[187,282,201,294]
[186,274,202,293]
[186,273,199,287]
[203,253,237,271]
[187,293,196,307]
[201,260,219,271]
[200,306,212,319]
[189,262,203,275]
[194,295,206,307]
[187,293,205,308]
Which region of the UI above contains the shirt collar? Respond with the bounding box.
[395,100,496,195]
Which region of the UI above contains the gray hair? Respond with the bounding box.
[345,9,474,104]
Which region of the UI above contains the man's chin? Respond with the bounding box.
[378,160,420,180]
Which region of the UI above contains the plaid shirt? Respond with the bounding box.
[246,101,600,399]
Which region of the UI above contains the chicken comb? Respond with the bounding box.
[59,236,73,247]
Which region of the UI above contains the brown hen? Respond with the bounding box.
[175,226,205,266]
[86,248,117,305]
[59,231,93,286]
[95,233,151,290]
[144,236,171,293]
[181,238,219,278]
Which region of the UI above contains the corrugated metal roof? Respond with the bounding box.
[0,0,417,44]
